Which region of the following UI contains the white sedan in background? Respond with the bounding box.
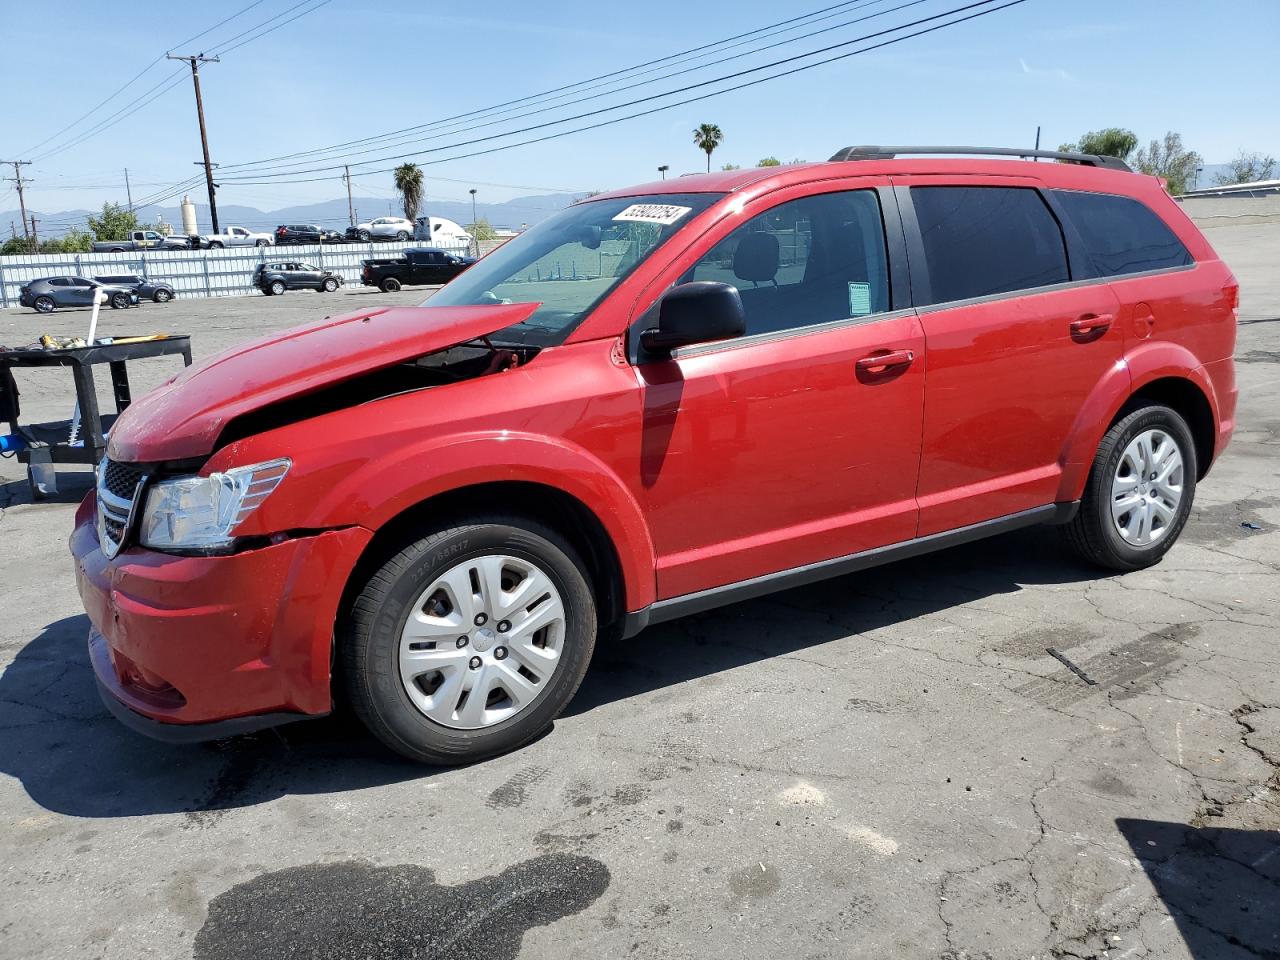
[351,217,415,241]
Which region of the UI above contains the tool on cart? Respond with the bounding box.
[0,334,193,500]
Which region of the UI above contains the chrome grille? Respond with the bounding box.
[97,458,146,559]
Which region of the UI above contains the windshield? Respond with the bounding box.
[423,192,721,345]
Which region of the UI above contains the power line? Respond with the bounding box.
[220,0,1026,183]
[214,0,889,173]
[223,0,928,177]
[20,0,269,159]
[1,161,34,240]
[25,0,330,166]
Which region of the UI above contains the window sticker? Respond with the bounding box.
[612,203,693,226]
[848,282,872,317]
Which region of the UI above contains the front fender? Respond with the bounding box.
[311,431,657,611]
[1056,340,1219,502]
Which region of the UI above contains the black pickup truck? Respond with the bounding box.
[361,247,476,292]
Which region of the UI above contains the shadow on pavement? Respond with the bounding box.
[1118,818,1280,959]
[0,528,1101,818]
[0,615,428,819]
[569,526,1099,715]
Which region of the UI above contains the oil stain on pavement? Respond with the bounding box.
[192,854,609,960]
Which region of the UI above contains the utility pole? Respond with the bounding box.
[167,52,221,234]
[29,216,39,249]
[2,160,33,239]
[124,167,134,211]
[343,165,355,227]
[658,164,669,180]
[469,188,477,227]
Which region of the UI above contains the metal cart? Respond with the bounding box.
[0,336,192,499]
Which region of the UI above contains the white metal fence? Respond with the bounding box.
[0,240,474,307]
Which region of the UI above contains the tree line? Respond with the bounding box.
[1060,128,1275,194]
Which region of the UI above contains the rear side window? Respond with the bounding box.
[910,186,1068,304]
[1054,190,1193,277]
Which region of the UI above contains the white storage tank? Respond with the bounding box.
[180,196,198,236]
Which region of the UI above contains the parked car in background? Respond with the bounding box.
[91,230,190,253]
[203,226,273,248]
[350,217,415,241]
[253,261,344,295]
[72,145,1238,765]
[18,276,139,313]
[93,274,177,303]
[274,224,343,245]
[361,247,476,291]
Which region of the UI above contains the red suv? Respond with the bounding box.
[72,146,1238,763]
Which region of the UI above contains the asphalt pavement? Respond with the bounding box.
[0,225,1276,960]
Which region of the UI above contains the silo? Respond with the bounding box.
[180,196,198,236]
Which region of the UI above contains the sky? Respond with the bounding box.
[1,0,1277,223]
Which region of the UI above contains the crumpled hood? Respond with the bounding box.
[107,302,539,462]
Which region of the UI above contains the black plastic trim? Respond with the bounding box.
[828,145,1132,172]
[621,502,1079,638]
[95,676,322,743]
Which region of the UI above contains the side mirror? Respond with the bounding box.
[578,225,602,250]
[639,281,745,357]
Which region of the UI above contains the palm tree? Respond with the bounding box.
[393,163,424,221]
[693,123,724,173]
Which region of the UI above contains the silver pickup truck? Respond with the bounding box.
[91,230,191,253]
[202,225,274,248]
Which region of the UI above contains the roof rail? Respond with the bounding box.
[827,145,1132,172]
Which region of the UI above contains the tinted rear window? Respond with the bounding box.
[1054,190,1193,277]
[911,186,1069,304]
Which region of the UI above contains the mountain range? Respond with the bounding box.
[2,193,580,239]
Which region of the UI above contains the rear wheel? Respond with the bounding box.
[255,239,269,247]
[380,277,402,292]
[209,241,224,249]
[396,230,409,241]
[270,280,286,296]
[341,515,597,764]
[33,295,55,313]
[1064,404,1197,571]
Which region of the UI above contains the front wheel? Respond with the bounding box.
[110,292,130,310]
[322,277,339,292]
[340,516,598,764]
[153,289,172,303]
[255,239,269,247]
[209,241,224,249]
[1063,404,1197,571]
[33,295,55,314]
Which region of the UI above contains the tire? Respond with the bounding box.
[1063,404,1198,571]
[255,239,269,247]
[341,515,598,764]
[209,241,224,249]
[380,277,402,293]
[396,231,409,241]
[322,277,339,292]
[33,295,55,314]
[153,289,173,303]
[270,280,286,296]
[358,230,370,242]
[110,292,130,310]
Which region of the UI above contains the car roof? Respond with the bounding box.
[587,156,1157,203]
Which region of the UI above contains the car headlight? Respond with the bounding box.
[138,458,291,553]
